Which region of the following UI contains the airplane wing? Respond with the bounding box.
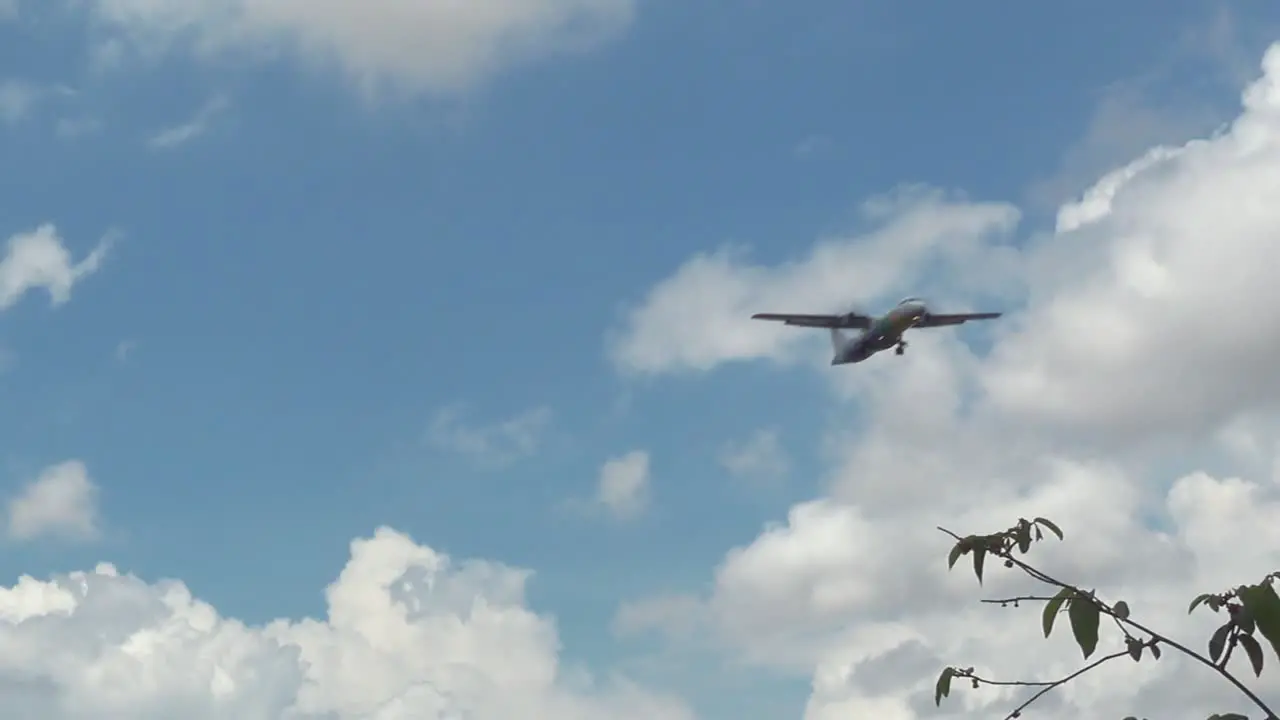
[916,311,1002,327]
[751,312,873,330]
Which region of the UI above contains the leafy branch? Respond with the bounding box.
[934,518,1280,720]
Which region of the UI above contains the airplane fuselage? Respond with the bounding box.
[832,298,929,365]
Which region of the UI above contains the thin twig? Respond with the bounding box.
[989,650,1128,720]
[981,596,1058,604]
[983,596,1132,639]
[1221,632,1238,670]
[937,526,963,542]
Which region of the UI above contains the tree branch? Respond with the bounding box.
[964,650,1130,720]
[965,535,1278,719]
[937,525,1278,720]
[937,526,963,542]
[1000,555,1275,718]
[981,596,1059,604]
[982,597,1132,639]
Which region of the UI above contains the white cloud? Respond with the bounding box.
[0,79,39,124]
[1023,4,1260,213]
[615,40,1280,720]
[0,526,694,719]
[719,428,788,485]
[147,94,228,149]
[0,82,94,133]
[75,0,635,97]
[1028,84,1222,211]
[607,186,1022,375]
[0,224,111,311]
[427,405,552,468]
[613,593,704,642]
[626,367,1280,718]
[6,460,100,542]
[979,46,1280,444]
[595,450,650,520]
[610,43,1280,446]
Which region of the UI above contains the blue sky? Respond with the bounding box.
[3,1,1280,717]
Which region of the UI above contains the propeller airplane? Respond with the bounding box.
[752,297,1002,365]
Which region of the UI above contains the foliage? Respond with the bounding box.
[933,518,1280,720]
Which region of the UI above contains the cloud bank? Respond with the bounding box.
[613,41,1280,720]
[0,527,693,719]
[75,0,635,96]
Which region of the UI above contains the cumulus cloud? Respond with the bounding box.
[613,593,704,643]
[0,527,693,719]
[614,39,1280,720]
[74,0,635,97]
[6,460,100,542]
[594,450,650,520]
[980,46,1280,444]
[608,186,1022,375]
[0,224,111,310]
[625,357,1280,719]
[427,405,551,469]
[718,428,788,485]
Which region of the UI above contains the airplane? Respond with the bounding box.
[751,296,1002,365]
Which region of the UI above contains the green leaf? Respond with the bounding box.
[934,667,953,706]
[1235,606,1256,636]
[1238,633,1264,677]
[1207,714,1249,720]
[1208,623,1231,663]
[1113,600,1130,620]
[947,541,966,570]
[972,546,986,585]
[1126,637,1142,662]
[1042,587,1071,638]
[1016,521,1032,554]
[1150,643,1161,660]
[1189,594,1212,614]
[1239,582,1280,662]
[1068,592,1100,658]
[1032,517,1063,540]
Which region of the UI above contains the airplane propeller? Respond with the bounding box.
[834,301,871,329]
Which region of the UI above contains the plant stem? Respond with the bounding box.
[1115,615,1275,719]
[1001,650,1129,720]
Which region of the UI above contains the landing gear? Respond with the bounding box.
[895,341,907,356]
